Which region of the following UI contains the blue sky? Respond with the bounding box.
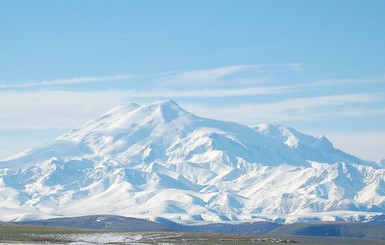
[1,0,385,161]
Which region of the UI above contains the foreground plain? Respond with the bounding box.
[1,225,385,244]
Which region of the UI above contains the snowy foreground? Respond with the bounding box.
[0,100,384,223]
[0,231,305,245]
[25,232,145,245]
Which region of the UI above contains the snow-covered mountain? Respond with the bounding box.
[0,100,384,223]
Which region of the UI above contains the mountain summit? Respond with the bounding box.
[0,100,384,223]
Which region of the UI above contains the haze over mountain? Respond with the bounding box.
[0,100,384,223]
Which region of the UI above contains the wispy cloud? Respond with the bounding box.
[0,74,134,89]
[300,76,385,88]
[0,63,302,93]
[152,63,302,88]
[287,63,303,71]
[163,65,263,83]
[184,93,382,124]
[264,93,380,109]
[122,86,294,98]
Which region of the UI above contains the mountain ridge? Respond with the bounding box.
[0,100,384,223]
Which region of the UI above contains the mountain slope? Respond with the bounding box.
[253,124,366,165]
[0,100,384,223]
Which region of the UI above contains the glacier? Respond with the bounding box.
[0,99,384,223]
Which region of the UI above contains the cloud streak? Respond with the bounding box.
[0,64,300,95]
[0,63,306,97]
[184,93,382,124]
[148,63,302,88]
[122,86,294,98]
[300,76,385,88]
[161,65,264,84]
[0,74,134,89]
